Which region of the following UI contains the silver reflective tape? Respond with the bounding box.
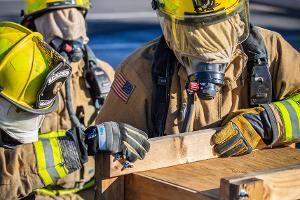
[41,139,60,181]
[97,124,107,151]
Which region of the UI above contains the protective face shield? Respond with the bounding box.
[0,22,71,114]
[0,97,45,144]
[34,8,88,62]
[154,0,250,99]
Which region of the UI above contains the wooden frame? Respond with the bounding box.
[220,164,300,200]
[94,127,300,200]
[95,128,218,199]
[123,147,300,200]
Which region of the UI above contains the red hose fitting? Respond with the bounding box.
[189,82,200,92]
[63,43,73,53]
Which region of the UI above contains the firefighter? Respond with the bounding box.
[97,0,300,157]
[0,22,149,200]
[21,0,115,199]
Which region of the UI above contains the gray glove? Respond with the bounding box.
[85,122,150,162]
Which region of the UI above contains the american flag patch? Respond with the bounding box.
[112,72,135,103]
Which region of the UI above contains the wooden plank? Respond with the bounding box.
[126,148,300,200]
[95,152,124,200]
[221,178,264,200]
[103,128,217,178]
[125,173,212,200]
[220,164,300,200]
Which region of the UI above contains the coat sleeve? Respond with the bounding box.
[0,144,44,199]
[259,28,300,146]
[0,134,83,199]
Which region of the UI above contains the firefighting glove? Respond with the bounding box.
[56,127,88,174]
[212,107,273,157]
[85,122,150,162]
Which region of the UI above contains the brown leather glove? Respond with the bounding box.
[212,107,273,157]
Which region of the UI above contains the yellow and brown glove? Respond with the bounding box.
[212,107,274,157]
[213,93,300,157]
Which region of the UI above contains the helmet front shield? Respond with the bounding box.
[0,22,71,114]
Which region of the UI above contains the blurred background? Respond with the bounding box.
[0,0,299,68]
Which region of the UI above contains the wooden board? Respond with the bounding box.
[101,128,217,178]
[125,147,300,200]
[95,152,124,200]
[125,174,212,200]
[220,164,300,200]
[95,128,217,200]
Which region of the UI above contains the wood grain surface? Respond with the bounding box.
[103,128,217,178]
[125,147,300,200]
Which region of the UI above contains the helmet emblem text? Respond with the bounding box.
[192,0,220,12]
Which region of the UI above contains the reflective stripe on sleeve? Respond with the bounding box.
[38,131,67,138]
[274,94,300,142]
[33,140,53,185]
[49,137,68,178]
[33,137,68,186]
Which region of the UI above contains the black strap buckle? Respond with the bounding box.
[250,61,272,106]
[157,76,167,85]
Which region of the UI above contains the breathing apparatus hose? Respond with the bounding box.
[65,77,86,131]
[181,82,198,133]
[181,92,195,133]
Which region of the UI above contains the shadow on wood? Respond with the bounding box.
[220,164,300,200]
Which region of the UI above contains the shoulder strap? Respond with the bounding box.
[242,24,273,106]
[0,130,3,147]
[84,45,112,110]
[151,36,177,137]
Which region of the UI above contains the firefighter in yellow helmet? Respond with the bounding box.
[22,0,90,28]
[97,0,300,157]
[0,21,71,139]
[0,21,78,198]
[21,0,115,199]
[0,22,149,199]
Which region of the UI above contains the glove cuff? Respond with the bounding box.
[58,136,82,174]
[96,124,108,151]
[261,104,279,145]
[268,93,300,145]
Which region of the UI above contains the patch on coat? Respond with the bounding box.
[112,72,135,103]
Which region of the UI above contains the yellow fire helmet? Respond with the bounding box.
[153,0,248,24]
[0,22,71,114]
[22,0,90,25]
[153,0,250,60]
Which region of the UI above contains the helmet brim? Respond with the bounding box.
[21,6,88,26]
[0,94,59,115]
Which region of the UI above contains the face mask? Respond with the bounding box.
[0,98,45,144]
[186,60,226,100]
[162,15,246,100]
[50,37,84,63]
